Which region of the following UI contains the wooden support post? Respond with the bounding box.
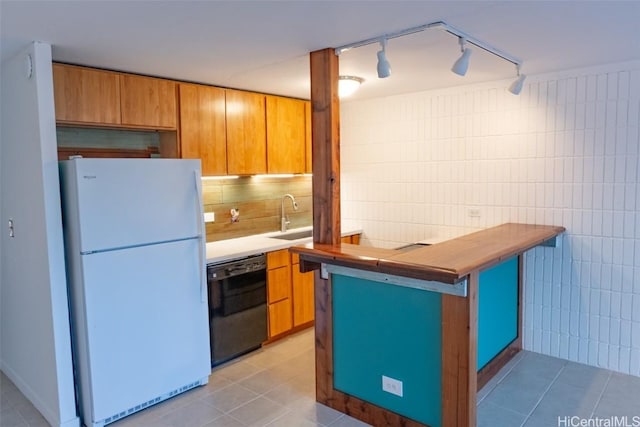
[313,269,333,405]
[309,48,341,246]
[309,47,341,408]
[441,272,478,427]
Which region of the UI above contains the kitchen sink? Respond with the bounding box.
[270,230,313,240]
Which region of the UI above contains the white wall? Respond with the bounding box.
[340,60,640,377]
[0,42,79,427]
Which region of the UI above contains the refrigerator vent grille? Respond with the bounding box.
[102,380,203,425]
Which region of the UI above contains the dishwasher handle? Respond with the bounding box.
[208,255,266,281]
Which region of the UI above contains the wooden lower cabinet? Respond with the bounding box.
[266,235,360,340]
[292,253,314,326]
[266,249,314,339]
[341,233,361,244]
[268,299,293,338]
[266,250,292,339]
[267,262,291,303]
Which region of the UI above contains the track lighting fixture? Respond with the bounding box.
[338,75,364,97]
[508,65,526,95]
[376,39,391,78]
[335,20,524,94]
[451,38,472,76]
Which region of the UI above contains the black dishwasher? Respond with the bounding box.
[207,254,267,366]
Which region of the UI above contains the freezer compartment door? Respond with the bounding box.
[71,239,210,423]
[61,158,203,252]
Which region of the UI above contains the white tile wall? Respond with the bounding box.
[340,60,640,377]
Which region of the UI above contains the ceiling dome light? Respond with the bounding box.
[451,38,471,76]
[376,39,391,78]
[508,65,526,95]
[338,76,364,97]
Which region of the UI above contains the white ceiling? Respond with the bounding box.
[1,1,639,102]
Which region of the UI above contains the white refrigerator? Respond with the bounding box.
[59,158,211,427]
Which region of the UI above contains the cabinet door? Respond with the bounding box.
[292,263,314,326]
[266,96,306,174]
[53,64,121,125]
[179,83,227,175]
[226,90,266,175]
[120,74,177,129]
[267,250,292,303]
[267,266,291,303]
[267,249,290,269]
[305,101,312,174]
[341,234,361,244]
[269,299,293,337]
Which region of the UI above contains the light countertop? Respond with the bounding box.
[205,226,363,264]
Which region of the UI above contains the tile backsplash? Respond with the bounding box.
[56,127,160,150]
[340,60,640,377]
[202,175,312,241]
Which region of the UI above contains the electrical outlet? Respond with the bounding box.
[204,212,215,223]
[382,375,403,397]
[468,208,481,218]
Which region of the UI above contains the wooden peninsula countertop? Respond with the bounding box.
[291,223,565,284]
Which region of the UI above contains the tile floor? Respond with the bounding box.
[2,328,639,427]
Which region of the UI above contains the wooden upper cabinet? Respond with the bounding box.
[53,63,177,130]
[178,83,227,175]
[226,89,267,175]
[304,101,312,174]
[266,96,306,174]
[119,74,177,129]
[53,64,121,125]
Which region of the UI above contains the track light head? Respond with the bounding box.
[451,44,472,76]
[376,39,391,78]
[508,66,526,95]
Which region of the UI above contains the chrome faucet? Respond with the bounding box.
[280,194,299,232]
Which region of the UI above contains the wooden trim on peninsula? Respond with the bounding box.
[313,269,332,404]
[441,271,478,426]
[477,341,521,391]
[291,223,565,284]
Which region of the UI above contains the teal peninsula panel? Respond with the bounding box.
[477,256,519,370]
[332,274,442,427]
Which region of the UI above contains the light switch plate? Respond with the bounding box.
[204,212,215,223]
[467,207,481,218]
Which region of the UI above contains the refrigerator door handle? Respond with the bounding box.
[193,170,206,303]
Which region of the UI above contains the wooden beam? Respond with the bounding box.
[309,46,340,411]
[309,48,341,246]
[441,271,478,427]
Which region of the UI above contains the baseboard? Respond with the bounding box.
[1,361,80,427]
